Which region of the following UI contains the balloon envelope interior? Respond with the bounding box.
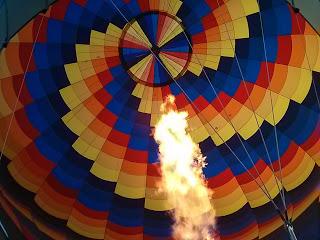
[0,0,320,239]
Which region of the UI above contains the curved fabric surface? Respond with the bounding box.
[0,0,320,239]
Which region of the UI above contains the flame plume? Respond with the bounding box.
[154,95,216,240]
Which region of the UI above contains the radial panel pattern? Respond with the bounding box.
[0,0,320,239]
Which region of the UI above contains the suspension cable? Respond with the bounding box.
[0,14,46,163]
[256,0,288,216]
[212,0,288,214]
[164,0,285,210]
[108,0,285,210]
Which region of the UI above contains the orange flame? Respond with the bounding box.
[154,95,216,240]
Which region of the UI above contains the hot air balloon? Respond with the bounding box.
[0,0,320,239]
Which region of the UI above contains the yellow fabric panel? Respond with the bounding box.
[72,138,100,161]
[159,54,183,77]
[145,187,166,200]
[106,23,122,37]
[132,84,141,98]
[265,93,290,125]
[90,30,105,46]
[150,113,161,127]
[76,44,91,62]
[212,121,235,145]
[149,100,161,115]
[226,0,245,21]
[115,183,146,199]
[158,20,183,47]
[145,198,173,211]
[104,36,120,47]
[238,113,263,140]
[89,46,105,60]
[0,54,11,79]
[241,0,259,16]
[204,55,220,70]
[73,82,93,102]
[206,126,221,146]
[145,87,154,114]
[129,55,152,76]
[62,103,95,136]
[8,164,38,193]
[76,127,98,144]
[63,111,87,136]
[80,128,105,149]
[61,109,75,123]
[190,125,209,143]
[220,30,234,42]
[291,68,312,103]
[210,112,233,134]
[229,105,253,131]
[190,53,206,64]
[64,63,83,84]
[82,144,101,161]
[253,89,273,119]
[188,114,203,130]
[212,186,247,216]
[96,153,123,170]
[135,57,153,80]
[164,0,182,15]
[151,100,162,114]
[78,62,96,79]
[68,216,105,240]
[90,31,105,41]
[277,66,300,98]
[127,22,152,48]
[74,105,95,127]
[219,23,235,40]
[117,172,147,188]
[77,104,96,123]
[207,41,221,49]
[91,154,123,182]
[219,22,234,35]
[305,34,320,72]
[245,176,281,208]
[91,165,120,182]
[138,99,147,113]
[187,60,203,76]
[283,151,315,191]
[233,17,249,39]
[34,194,69,220]
[159,54,181,77]
[221,40,235,57]
[138,86,153,114]
[145,188,179,211]
[0,85,12,117]
[132,83,145,98]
